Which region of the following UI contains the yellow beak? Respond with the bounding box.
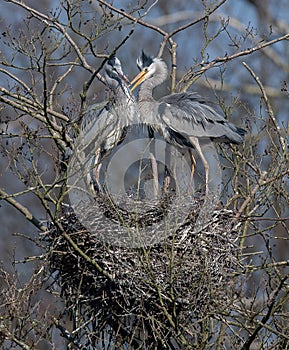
[130,70,147,92]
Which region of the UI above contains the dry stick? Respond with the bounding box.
[149,150,159,199]
[181,33,289,91]
[242,62,286,153]
[0,327,32,350]
[246,260,289,272]
[254,320,289,342]
[61,231,113,280]
[170,42,178,92]
[240,275,289,350]
[232,171,267,224]
[52,317,74,342]
[0,188,47,232]
[97,0,167,37]
[8,0,94,73]
[0,187,112,280]
[158,0,228,57]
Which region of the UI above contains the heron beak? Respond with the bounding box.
[120,73,130,84]
[130,70,147,92]
[115,69,130,84]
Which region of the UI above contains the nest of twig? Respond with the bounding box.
[45,194,240,346]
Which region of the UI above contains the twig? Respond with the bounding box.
[180,33,289,91]
[0,327,32,350]
[241,275,289,350]
[52,317,77,344]
[7,0,94,73]
[0,187,47,232]
[97,0,167,36]
[242,62,286,152]
[61,232,113,281]
[158,0,227,56]
[232,171,267,224]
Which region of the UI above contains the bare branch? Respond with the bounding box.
[158,0,228,56]
[0,187,46,231]
[241,275,289,350]
[243,61,287,152]
[180,33,289,91]
[97,0,167,36]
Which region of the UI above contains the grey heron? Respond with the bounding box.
[130,51,245,194]
[81,55,136,191]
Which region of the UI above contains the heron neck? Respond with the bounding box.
[108,84,131,103]
[108,84,137,123]
[139,65,168,103]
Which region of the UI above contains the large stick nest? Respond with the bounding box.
[45,194,241,346]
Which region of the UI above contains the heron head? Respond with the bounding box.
[130,50,168,91]
[136,50,154,71]
[104,55,129,89]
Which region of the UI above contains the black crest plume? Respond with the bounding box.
[137,50,154,71]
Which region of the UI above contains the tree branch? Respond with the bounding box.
[0,187,47,232]
[158,0,227,56]
[180,33,289,91]
[96,0,167,37]
[243,61,287,152]
[241,275,289,350]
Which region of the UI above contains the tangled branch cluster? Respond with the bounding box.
[46,199,240,347]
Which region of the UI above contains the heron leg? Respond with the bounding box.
[189,137,210,195]
[189,149,197,188]
[163,142,172,194]
[149,151,159,199]
[163,165,171,194]
[90,149,102,193]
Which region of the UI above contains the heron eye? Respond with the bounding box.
[144,67,148,73]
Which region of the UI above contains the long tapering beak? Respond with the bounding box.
[130,70,147,92]
[120,73,130,84]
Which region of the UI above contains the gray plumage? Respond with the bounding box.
[80,56,137,190]
[159,92,245,144]
[131,51,245,193]
[81,56,136,154]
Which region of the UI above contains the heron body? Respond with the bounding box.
[81,56,136,190]
[131,51,245,193]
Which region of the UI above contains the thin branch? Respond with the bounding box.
[0,86,69,122]
[0,327,32,350]
[0,187,46,232]
[242,62,286,152]
[158,0,227,56]
[241,275,289,350]
[6,0,101,78]
[96,0,167,37]
[79,27,136,114]
[232,171,267,223]
[196,76,286,98]
[61,232,113,281]
[49,64,75,108]
[0,68,35,99]
[180,33,289,91]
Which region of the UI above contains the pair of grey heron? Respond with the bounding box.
[82,51,245,194]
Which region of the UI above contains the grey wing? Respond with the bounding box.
[80,103,118,153]
[159,92,244,144]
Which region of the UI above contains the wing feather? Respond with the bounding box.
[159,92,244,143]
